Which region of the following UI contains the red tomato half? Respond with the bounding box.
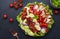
[36,11,42,17]
[40,22,48,28]
[39,16,45,22]
[37,11,42,15]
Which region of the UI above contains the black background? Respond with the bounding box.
[0,0,60,39]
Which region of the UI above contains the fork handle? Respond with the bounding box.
[16,35,20,39]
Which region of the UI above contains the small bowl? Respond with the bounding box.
[50,0,60,9]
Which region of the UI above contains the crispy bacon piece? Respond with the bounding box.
[30,5,34,10]
[23,8,27,12]
[26,17,33,26]
[33,9,37,15]
[26,17,37,32]
[21,12,27,20]
[26,17,40,33]
[29,26,37,32]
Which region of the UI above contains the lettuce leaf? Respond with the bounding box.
[33,15,38,19]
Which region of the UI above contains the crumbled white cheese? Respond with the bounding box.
[34,5,38,9]
[24,7,30,15]
[41,7,45,11]
[35,25,41,31]
[26,13,34,18]
[47,15,51,19]
[22,19,27,26]
[41,11,45,16]
[41,28,46,33]
[39,5,43,10]
[44,18,47,22]
[39,5,45,11]
[26,15,30,18]
[46,19,51,23]
[33,19,37,22]
[33,19,41,31]
[29,13,34,17]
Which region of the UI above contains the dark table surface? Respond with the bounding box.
[0,0,60,39]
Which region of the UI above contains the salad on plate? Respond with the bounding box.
[16,2,54,37]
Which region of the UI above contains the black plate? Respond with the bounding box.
[0,0,60,39]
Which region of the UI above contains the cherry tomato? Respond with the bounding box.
[9,18,14,22]
[14,5,19,10]
[13,1,17,5]
[18,0,22,2]
[3,14,8,19]
[9,3,13,8]
[54,10,58,14]
[19,3,23,7]
[39,16,45,22]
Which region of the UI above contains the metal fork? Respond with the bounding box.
[9,29,20,39]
